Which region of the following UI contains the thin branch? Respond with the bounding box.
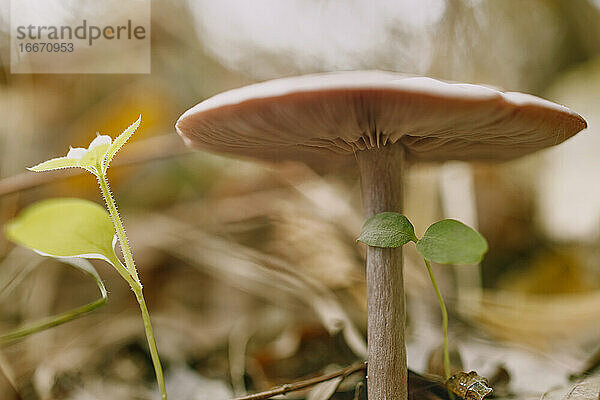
[0,134,189,197]
[231,362,366,400]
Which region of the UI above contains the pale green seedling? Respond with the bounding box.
[359,212,488,380]
[4,117,168,399]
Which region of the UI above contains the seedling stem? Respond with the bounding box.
[99,173,167,399]
[424,259,450,380]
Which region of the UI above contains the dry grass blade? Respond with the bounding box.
[541,376,600,400]
[142,213,367,358]
[564,377,600,400]
[577,346,600,378]
[0,247,41,301]
[306,374,344,400]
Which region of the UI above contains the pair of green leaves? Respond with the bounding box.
[358,212,488,264]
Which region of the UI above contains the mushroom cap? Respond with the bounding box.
[176,71,587,165]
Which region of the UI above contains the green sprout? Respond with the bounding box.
[358,212,488,380]
[4,116,168,399]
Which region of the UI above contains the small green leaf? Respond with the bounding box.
[358,212,417,248]
[102,116,141,174]
[416,219,488,264]
[28,157,79,172]
[5,198,118,265]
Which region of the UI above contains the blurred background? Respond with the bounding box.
[0,0,600,399]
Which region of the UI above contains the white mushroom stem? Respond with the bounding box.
[357,144,407,400]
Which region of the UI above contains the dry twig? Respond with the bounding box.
[231,362,366,400]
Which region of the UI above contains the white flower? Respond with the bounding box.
[66,134,112,159]
[29,116,141,177]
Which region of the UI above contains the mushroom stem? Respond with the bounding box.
[357,144,407,400]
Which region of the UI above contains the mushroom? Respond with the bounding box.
[175,71,587,400]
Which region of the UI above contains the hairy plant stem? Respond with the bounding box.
[98,175,139,283]
[424,259,450,380]
[98,174,167,400]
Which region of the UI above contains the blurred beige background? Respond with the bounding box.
[0,1,599,399]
